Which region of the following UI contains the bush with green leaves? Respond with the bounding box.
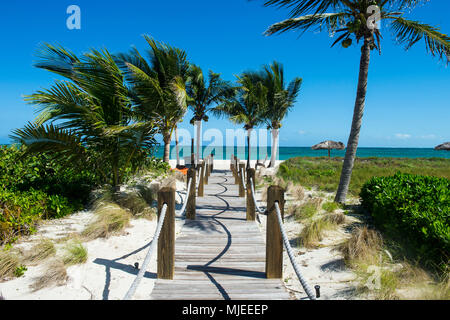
[360,173,449,271]
[0,187,81,244]
[0,146,89,245]
[0,145,99,204]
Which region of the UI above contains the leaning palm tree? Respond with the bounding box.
[258,61,302,167]
[261,0,450,203]
[118,35,190,164]
[11,44,158,189]
[186,64,234,167]
[212,73,267,169]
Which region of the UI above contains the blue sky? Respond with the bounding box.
[0,0,449,147]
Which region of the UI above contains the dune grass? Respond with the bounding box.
[278,157,450,196]
[293,198,322,221]
[0,249,21,280]
[24,238,56,264]
[82,202,131,240]
[62,241,88,266]
[298,216,339,248]
[30,259,68,292]
[337,226,450,300]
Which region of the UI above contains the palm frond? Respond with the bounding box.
[265,12,349,36]
[262,0,352,18]
[10,122,87,164]
[389,16,450,63]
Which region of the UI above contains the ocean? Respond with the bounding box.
[156,146,450,160]
[3,143,448,160]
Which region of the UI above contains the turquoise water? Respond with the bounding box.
[4,143,448,160]
[156,146,450,160]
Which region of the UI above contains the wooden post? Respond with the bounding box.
[238,163,245,197]
[205,159,209,185]
[191,138,195,169]
[157,187,175,280]
[210,154,214,173]
[207,156,211,177]
[186,167,196,220]
[198,161,205,197]
[266,185,285,279]
[230,155,234,171]
[246,168,256,221]
[234,159,240,185]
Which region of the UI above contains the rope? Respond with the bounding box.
[249,177,268,215]
[274,201,316,300]
[123,203,168,300]
[176,178,192,217]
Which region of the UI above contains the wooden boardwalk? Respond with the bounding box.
[150,169,291,300]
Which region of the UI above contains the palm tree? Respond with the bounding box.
[186,64,233,167]
[118,35,190,164]
[212,73,267,169]
[11,44,158,189]
[258,61,302,167]
[261,0,450,203]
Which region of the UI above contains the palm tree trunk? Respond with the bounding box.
[163,133,171,164]
[195,120,202,167]
[270,128,279,168]
[335,38,372,204]
[175,126,180,167]
[247,128,252,169]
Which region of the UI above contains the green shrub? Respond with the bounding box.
[360,173,449,271]
[0,146,96,245]
[0,187,81,245]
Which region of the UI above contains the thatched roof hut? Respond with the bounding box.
[312,140,345,158]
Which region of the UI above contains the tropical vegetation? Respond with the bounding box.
[117,35,190,164]
[11,44,159,189]
[186,64,234,166]
[360,173,449,272]
[260,0,450,203]
[0,145,96,245]
[256,61,302,167]
[212,72,268,169]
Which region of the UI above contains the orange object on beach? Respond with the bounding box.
[173,167,188,175]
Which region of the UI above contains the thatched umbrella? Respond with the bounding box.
[434,142,450,151]
[312,140,345,158]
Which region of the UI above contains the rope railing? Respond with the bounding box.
[123,203,168,300]
[274,201,316,300]
[177,178,192,217]
[249,177,268,215]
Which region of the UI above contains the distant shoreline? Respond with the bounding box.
[2,144,449,159]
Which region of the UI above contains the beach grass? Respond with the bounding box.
[298,216,339,248]
[30,259,68,292]
[82,202,131,240]
[277,157,450,197]
[24,238,56,264]
[0,249,21,280]
[62,241,88,266]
